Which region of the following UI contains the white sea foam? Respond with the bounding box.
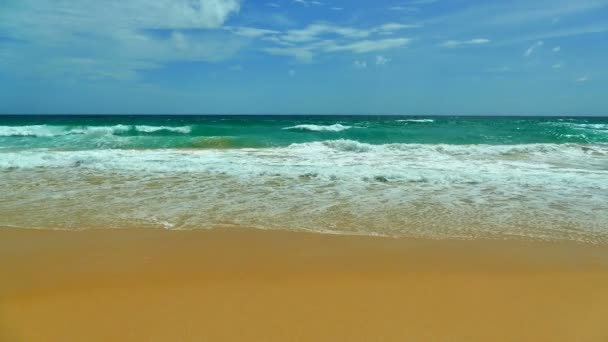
[569,123,608,131]
[282,124,352,132]
[0,125,69,137]
[1,141,606,176]
[0,124,192,137]
[396,119,435,123]
[134,125,192,134]
[544,122,608,131]
[1,141,607,242]
[69,125,131,135]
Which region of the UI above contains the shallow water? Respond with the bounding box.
[1,115,607,242]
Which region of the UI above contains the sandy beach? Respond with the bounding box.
[1,227,608,341]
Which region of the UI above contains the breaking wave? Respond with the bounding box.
[2,140,606,174]
[134,126,192,134]
[0,125,192,137]
[396,119,435,123]
[2,139,607,243]
[282,124,352,132]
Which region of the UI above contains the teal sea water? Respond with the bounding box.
[1,115,607,242]
[1,115,608,150]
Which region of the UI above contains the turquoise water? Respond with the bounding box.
[1,115,607,243]
[1,115,607,150]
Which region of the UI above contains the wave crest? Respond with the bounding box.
[0,125,192,137]
[283,124,352,132]
[134,126,192,134]
[287,139,608,158]
[396,119,435,123]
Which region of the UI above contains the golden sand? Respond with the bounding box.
[1,227,608,341]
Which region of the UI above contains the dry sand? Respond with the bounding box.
[1,227,608,341]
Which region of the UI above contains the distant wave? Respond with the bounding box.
[567,123,608,131]
[544,122,608,131]
[396,119,435,123]
[0,125,64,137]
[134,125,192,134]
[0,125,192,137]
[282,124,352,132]
[69,125,131,135]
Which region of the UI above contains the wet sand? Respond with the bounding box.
[1,227,608,341]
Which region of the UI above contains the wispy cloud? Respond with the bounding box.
[228,27,280,38]
[264,47,315,63]
[265,38,411,61]
[440,38,490,48]
[0,0,248,81]
[576,75,590,82]
[524,41,544,57]
[293,0,323,6]
[327,38,411,53]
[486,66,512,73]
[353,60,368,69]
[387,6,418,12]
[278,23,416,43]
[375,55,391,65]
[260,20,416,62]
[388,0,437,11]
[421,0,608,47]
[482,1,608,27]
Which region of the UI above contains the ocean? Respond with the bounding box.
[1,115,607,243]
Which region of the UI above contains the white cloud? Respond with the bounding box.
[265,37,410,62]
[229,27,280,38]
[388,6,418,11]
[293,0,323,6]
[264,47,315,63]
[440,38,491,48]
[421,0,608,47]
[485,1,607,27]
[267,2,280,7]
[377,23,420,32]
[277,22,417,44]
[260,20,416,62]
[524,41,544,57]
[552,46,561,52]
[353,60,367,69]
[281,24,367,43]
[331,7,344,11]
[289,69,296,77]
[327,38,411,53]
[0,0,244,80]
[576,75,590,82]
[375,55,391,65]
[552,63,563,69]
[1,0,242,41]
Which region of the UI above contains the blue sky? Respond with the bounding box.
[0,0,607,115]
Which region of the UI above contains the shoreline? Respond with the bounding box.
[2,227,608,341]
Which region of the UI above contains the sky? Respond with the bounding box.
[0,0,607,115]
